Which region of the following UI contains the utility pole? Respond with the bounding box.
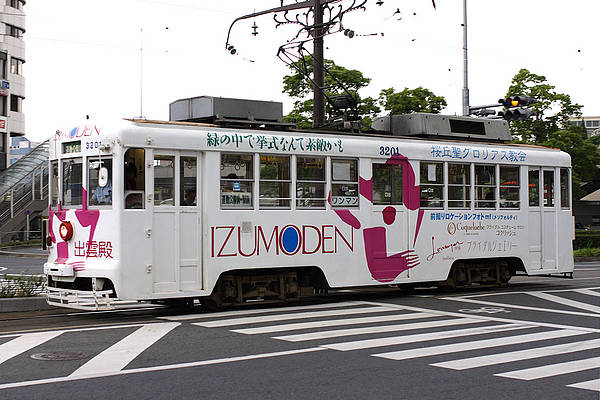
[312,0,325,128]
[462,0,470,116]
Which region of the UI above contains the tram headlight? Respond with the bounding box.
[59,221,74,241]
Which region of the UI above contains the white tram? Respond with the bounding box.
[44,108,574,310]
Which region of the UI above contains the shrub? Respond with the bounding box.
[0,273,44,297]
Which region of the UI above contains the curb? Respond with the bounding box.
[0,250,47,259]
[0,296,55,313]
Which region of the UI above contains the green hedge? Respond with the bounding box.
[574,231,600,250]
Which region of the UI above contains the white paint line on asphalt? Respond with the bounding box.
[321,323,528,351]
[360,300,600,333]
[229,312,437,335]
[447,286,600,298]
[431,338,600,370]
[567,378,600,392]
[441,297,600,318]
[0,323,154,339]
[573,288,600,297]
[159,301,364,321]
[0,347,326,390]
[374,330,587,361]
[195,306,398,328]
[528,292,600,314]
[495,356,600,381]
[69,322,180,377]
[0,331,64,365]
[273,318,484,342]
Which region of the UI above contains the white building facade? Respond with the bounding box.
[0,0,26,170]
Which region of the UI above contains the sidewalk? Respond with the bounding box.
[0,246,48,259]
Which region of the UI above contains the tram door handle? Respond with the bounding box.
[146,228,152,238]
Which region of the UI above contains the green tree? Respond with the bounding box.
[282,56,379,129]
[505,68,600,199]
[378,87,447,115]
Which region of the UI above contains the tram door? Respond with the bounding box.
[541,168,558,269]
[528,167,558,270]
[527,168,542,270]
[151,151,202,293]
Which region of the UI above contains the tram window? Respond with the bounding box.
[420,162,443,208]
[154,155,175,206]
[61,158,82,207]
[373,163,402,205]
[296,156,326,209]
[221,153,253,209]
[50,161,59,208]
[528,168,540,207]
[448,163,470,209]
[560,168,570,208]
[124,148,145,209]
[499,166,520,209]
[88,157,113,206]
[180,157,197,206]
[331,159,359,207]
[544,170,554,207]
[260,155,291,208]
[475,165,496,208]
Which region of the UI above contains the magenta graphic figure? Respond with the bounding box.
[331,154,423,282]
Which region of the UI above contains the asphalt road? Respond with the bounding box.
[0,254,45,275]
[0,262,598,400]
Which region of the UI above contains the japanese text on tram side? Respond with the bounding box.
[74,241,113,258]
[207,132,343,153]
[430,212,518,221]
[430,145,526,163]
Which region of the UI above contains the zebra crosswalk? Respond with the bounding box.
[0,298,598,393]
[160,299,600,394]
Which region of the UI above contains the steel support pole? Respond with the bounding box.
[462,0,470,116]
[312,0,325,128]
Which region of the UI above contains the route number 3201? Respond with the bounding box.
[380,146,400,156]
[86,141,101,150]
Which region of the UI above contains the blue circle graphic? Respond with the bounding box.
[69,128,78,137]
[281,226,300,254]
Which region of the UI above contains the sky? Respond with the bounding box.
[22,0,599,142]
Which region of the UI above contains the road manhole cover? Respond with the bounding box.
[30,351,88,361]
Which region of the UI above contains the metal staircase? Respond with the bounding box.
[0,139,50,243]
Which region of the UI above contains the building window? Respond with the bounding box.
[420,162,443,208]
[499,166,519,209]
[475,165,496,208]
[10,57,23,75]
[259,155,291,208]
[373,163,403,205]
[180,156,197,206]
[528,168,540,207]
[6,0,24,10]
[0,96,6,117]
[296,156,326,209]
[220,153,253,209]
[0,52,6,80]
[448,163,470,209]
[10,95,23,112]
[331,159,358,207]
[5,24,24,39]
[560,168,570,209]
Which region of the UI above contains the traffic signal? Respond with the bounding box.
[498,96,538,121]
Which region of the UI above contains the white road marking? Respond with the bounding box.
[69,322,180,377]
[159,301,363,321]
[274,318,484,342]
[195,306,398,328]
[431,338,600,370]
[0,347,326,390]
[495,356,600,381]
[442,296,600,318]
[0,331,64,365]
[321,323,528,351]
[567,378,600,392]
[449,287,600,298]
[573,288,600,297]
[229,312,437,335]
[0,323,155,339]
[373,329,586,361]
[528,292,600,314]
